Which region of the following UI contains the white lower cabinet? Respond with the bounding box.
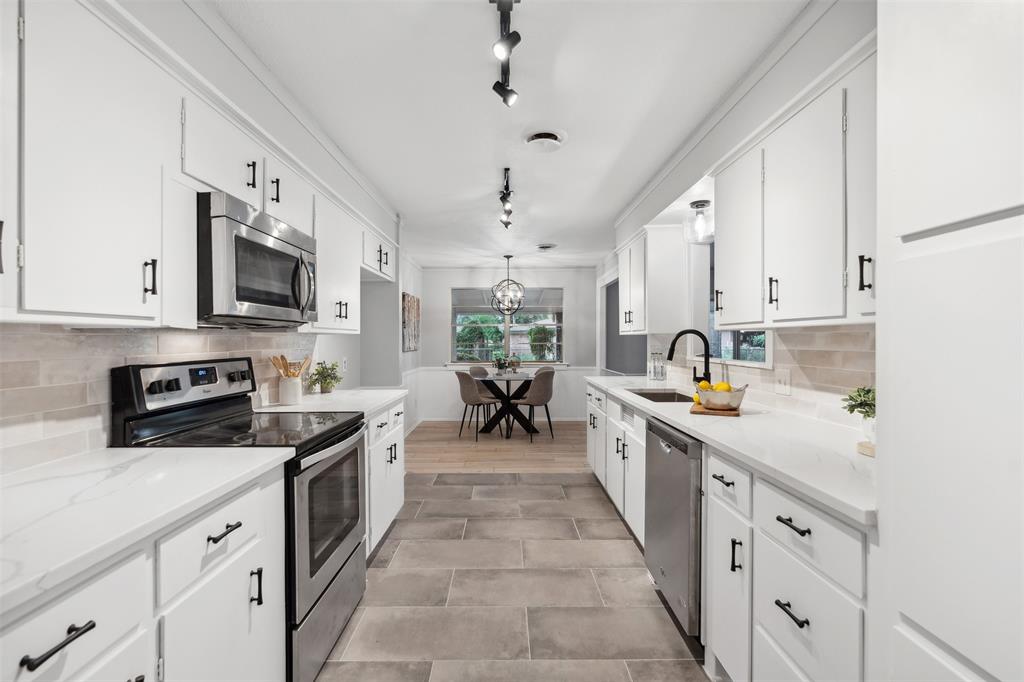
[708,497,753,682]
[586,405,607,486]
[622,427,645,547]
[80,628,155,682]
[367,401,406,552]
[160,539,283,682]
[590,392,645,544]
[752,626,808,682]
[604,417,627,513]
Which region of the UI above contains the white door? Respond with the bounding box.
[714,147,764,327]
[21,1,176,319]
[622,428,646,545]
[182,95,264,208]
[264,155,314,236]
[844,55,877,318]
[379,242,397,280]
[161,540,284,681]
[81,629,154,682]
[386,436,406,530]
[763,86,845,323]
[363,230,382,271]
[310,194,361,332]
[617,248,631,332]
[586,409,597,471]
[604,421,625,512]
[628,237,647,332]
[709,497,753,682]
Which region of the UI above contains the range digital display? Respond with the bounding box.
[189,366,219,386]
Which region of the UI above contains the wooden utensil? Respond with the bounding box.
[298,356,311,377]
[270,356,285,377]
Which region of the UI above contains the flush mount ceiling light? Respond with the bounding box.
[490,0,521,106]
[525,131,564,153]
[497,167,514,229]
[686,199,714,244]
[490,255,526,316]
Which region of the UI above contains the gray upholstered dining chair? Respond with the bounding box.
[512,367,555,442]
[456,371,502,441]
[468,365,497,421]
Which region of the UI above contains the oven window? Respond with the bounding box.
[307,449,360,577]
[235,236,298,309]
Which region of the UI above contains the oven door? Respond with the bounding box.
[208,216,317,325]
[292,424,366,621]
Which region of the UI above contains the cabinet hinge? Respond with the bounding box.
[842,113,848,133]
[16,244,24,269]
[842,270,849,288]
[17,16,24,40]
[157,657,164,682]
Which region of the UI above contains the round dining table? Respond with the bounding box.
[473,371,539,438]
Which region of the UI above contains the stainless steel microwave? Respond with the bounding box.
[198,192,317,328]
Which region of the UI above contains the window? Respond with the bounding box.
[451,288,563,363]
[688,243,771,367]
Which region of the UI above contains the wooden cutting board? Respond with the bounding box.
[690,403,740,417]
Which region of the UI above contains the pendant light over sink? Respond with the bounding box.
[490,255,525,316]
[686,199,715,244]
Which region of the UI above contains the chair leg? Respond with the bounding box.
[459,404,468,438]
[544,404,554,438]
[475,404,480,442]
[529,405,534,443]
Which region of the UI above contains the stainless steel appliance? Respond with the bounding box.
[645,417,703,636]
[110,358,365,682]
[198,192,318,328]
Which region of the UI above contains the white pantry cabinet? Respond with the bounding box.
[19,0,179,321]
[708,497,753,682]
[182,95,264,208]
[264,154,315,236]
[367,400,406,552]
[307,193,361,333]
[713,147,764,327]
[763,86,845,324]
[362,230,397,281]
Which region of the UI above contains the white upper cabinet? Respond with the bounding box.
[763,86,845,324]
[20,1,178,320]
[182,95,264,208]
[627,238,647,333]
[844,55,877,318]
[362,230,396,281]
[308,193,361,333]
[264,155,314,236]
[714,147,764,327]
[617,247,632,333]
[880,2,1023,237]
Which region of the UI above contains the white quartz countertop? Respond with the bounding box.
[0,446,293,615]
[585,376,876,527]
[256,389,407,416]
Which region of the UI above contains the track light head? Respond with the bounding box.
[492,30,521,61]
[499,191,512,212]
[499,212,512,228]
[492,80,518,107]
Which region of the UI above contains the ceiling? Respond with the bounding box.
[208,0,807,267]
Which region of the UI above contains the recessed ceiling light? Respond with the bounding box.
[524,130,565,153]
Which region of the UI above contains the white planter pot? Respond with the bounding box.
[862,416,876,444]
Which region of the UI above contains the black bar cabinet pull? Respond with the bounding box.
[383,250,389,266]
[621,442,628,461]
[207,521,243,544]
[775,515,812,537]
[775,599,810,628]
[377,421,388,429]
[714,289,723,312]
[19,620,97,671]
[712,473,734,488]
[858,255,873,291]
[615,437,621,455]
[143,259,158,296]
[0,219,5,274]
[246,161,257,188]
[768,277,778,305]
[395,411,404,417]
[250,568,264,606]
[341,302,349,319]
[335,301,343,319]
[270,178,281,203]
[730,538,742,572]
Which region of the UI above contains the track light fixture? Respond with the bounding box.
[497,168,514,228]
[490,0,520,106]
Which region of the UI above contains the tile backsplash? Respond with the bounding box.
[648,325,876,427]
[0,324,331,473]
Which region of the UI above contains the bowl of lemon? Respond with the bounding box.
[693,380,748,411]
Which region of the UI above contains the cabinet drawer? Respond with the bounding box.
[0,553,151,682]
[752,626,809,682]
[390,402,406,433]
[80,627,154,682]
[753,480,865,596]
[369,410,391,445]
[158,485,263,605]
[587,388,606,410]
[754,534,862,681]
[605,397,620,423]
[708,453,752,518]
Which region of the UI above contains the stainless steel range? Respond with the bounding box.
[110,357,366,682]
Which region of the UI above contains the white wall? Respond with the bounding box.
[399,253,424,430]
[614,0,876,245]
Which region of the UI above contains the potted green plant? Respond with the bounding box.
[842,386,876,443]
[307,361,342,394]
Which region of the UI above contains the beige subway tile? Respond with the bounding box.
[39,357,122,385]
[0,323,41,334]
[817,331,875,351]
[792,349,843,368]
[0,414,44,447]
[87,427,110,451]
[0,361,40,389]
[814,368,874,390]
[209,334,250,353]
[774,331,818,349]
[838,351,875,372]
[1,431,90,474]
[157,332,209,355]
[87,379,111,405]
[41,404,106,438]
[0,383,88,418]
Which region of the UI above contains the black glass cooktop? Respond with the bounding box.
[150,410,363,455]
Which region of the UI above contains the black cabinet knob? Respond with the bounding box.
[147,381,164,395]
[164,378,182,392]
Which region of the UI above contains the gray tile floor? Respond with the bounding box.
[318,473,705,682]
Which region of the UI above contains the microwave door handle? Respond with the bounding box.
[303,257,316,313]
[291,258,303,310]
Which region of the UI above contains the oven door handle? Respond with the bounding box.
[298,424,367,471]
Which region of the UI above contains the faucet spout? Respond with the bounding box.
[665,329,712,385]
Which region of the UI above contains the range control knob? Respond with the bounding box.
[146,381,164,395]
[164,378,183,392]
[227,370,251,383]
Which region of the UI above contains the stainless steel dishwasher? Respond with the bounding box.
[645,417,703,636]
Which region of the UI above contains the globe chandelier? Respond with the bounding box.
[490,255,525,316]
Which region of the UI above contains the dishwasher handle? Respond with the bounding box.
[646,418,702,457]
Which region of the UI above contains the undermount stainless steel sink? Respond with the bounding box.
[627,389,694,403]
